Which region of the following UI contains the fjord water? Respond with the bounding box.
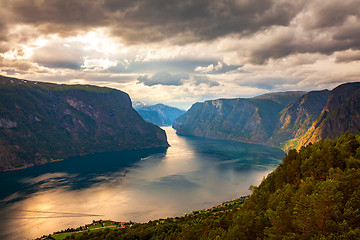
[0,127,284,239]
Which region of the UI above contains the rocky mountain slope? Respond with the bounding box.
[268,90,330,148]
[0,76,169,171]
[173,91,306,143]
[133,103,185,126]
[174,82,360,149]
[296,82,360,148]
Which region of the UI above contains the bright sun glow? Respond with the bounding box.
[68,29,121,55]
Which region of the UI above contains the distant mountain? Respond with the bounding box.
[0,76,169,171]
[173,91,306,143]
[173,82,360,150]
[133,102,185,126]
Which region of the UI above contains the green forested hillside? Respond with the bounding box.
[0,76,169,170]
[60,132,360,240]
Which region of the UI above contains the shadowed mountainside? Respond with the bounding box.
[296,82,360,148]
[173,91,307,144]
[174,82,360,149]
[0,76,169,171]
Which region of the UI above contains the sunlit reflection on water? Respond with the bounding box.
[0,127,284,239]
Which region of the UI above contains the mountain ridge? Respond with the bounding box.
[173,91,307,144]
[174,82,360,150]
[297,82,360,148]
[0,75,169,171]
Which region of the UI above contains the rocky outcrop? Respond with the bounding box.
[0,75,169,171]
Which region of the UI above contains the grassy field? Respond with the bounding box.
[87,223,103,229]
[39,197,248,240]
[40,221,119,240]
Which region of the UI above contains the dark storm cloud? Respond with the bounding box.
[106,0,304,44]
[1,0,360,65]
[4,0,107,36]
[2,0,303,43]
[137,72,189,86]
[247,30,296,64]
[303,1,360,30]
[333,22,360,47]
[244,20,360,64]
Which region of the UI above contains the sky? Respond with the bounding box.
[0,0,359,109]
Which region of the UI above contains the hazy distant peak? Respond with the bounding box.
[135,103,185,126]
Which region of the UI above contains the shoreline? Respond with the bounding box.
[37,195,250,240]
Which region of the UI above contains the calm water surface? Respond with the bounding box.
[0,127,284,239]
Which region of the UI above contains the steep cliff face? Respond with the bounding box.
[133,103,185,126]
[0,76,169,170]
[174,82,360,150]
[268,90,330,147]
[299,82,360,147]
[173,91,306,143]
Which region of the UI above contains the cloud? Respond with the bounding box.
[0,55,46,73]
[2,0,303,44]
[335,50,360,63]
[31,40,84,69]
[195,61,241,74]
[137,72,219,87]
[81,57,118,71]
[137,72,189,86]
[235,77,302,90]
[222,18,360,65]
[5,0,107,36]
[113,60,217,74]
[2,0,360,63]
[302,0,360,30]
[192,75,220,87]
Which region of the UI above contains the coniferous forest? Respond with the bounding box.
[61,132,360,240]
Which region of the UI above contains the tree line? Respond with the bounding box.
[62,132,360,240]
